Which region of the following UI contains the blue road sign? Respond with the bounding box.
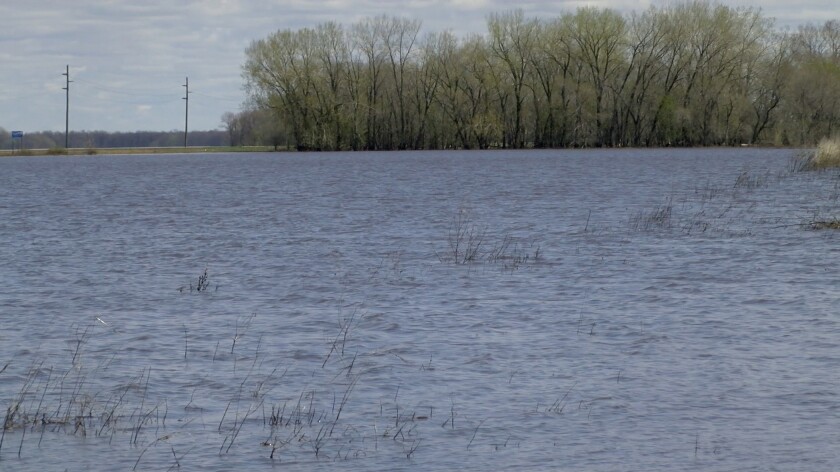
[11,131,23,138]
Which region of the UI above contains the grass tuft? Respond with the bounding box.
[45,147,68,156]
[797,137,840,170]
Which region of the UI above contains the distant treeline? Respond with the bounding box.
[0,129,230,150]
[242,3,840,150]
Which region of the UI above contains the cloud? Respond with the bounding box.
[1,0,838,132]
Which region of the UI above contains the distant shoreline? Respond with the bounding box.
[0,146,282,156]
[0,144,811,157]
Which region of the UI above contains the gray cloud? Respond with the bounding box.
[1,0,838,133]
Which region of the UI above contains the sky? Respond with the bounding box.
[1,1,838,134]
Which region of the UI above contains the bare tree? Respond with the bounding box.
[487,10,538,148]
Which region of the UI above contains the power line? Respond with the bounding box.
[73,77,183,99]
[57,75,243,108]
[71,90,181,106]
[191,91,244,102]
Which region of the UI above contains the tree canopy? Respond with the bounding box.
[240,4,840,150]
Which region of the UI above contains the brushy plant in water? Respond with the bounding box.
[441,207,486,265]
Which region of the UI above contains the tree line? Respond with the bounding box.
[0,128,230,150]
[240,3,840,151]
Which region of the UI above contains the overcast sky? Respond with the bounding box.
[1,1,837,135]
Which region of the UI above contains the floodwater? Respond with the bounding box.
[0,149,838,471]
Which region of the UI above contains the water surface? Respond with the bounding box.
[0,149,838,471]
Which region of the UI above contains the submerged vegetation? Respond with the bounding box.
[630,159,840,234]
[241,4,840,151]
[439,208,541,270]
[0,314,419,467]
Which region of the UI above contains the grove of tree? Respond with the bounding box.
[0,128,231,150]
[239,3,840,151]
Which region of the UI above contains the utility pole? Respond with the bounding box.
[62,65,71,148]
[182,77,191,148]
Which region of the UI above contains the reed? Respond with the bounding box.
[2,297,437,467]
[486,235,541,271]
[733,169,769,189]
[796,137,840,170]
[630,199,673,231]
[811,137,840,169]
[322,307,360,368]
[439,208,541,270]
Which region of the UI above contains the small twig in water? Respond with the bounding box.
[466,419,486,450]
[695,433,699,457]
[406,439,421,459]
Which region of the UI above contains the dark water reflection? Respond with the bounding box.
[1,149,838,471]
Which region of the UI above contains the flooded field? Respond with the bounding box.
[0,149,838,471]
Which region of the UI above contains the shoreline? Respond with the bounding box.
[0,144,810,157]
[0,145,281,156]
